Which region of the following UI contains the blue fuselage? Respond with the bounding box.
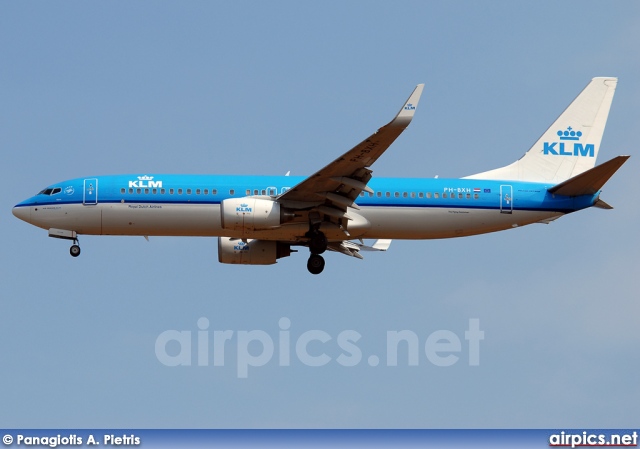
[13,174,597,241]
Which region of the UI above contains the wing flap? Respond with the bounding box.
[327,239,393,259]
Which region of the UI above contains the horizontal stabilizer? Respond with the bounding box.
[593,198,613,210]
[548,155,629,196]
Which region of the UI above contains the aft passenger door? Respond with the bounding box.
[83,178,98,205]
[500,185,512,214]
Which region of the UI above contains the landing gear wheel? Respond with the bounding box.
[308,232,328,255]
[307,254,325,275]
[70,244,81,257]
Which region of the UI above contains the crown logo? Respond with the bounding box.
[240,203,248,208]
[557,126,582,141]
[138,175,154,181]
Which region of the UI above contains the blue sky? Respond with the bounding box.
[1,1,639,428]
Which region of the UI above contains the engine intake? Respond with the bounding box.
[217,237,291,265]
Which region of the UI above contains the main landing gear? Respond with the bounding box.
[306,230,328,275]
[307,254,325,275]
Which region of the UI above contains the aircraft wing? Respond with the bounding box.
[278,84,424,210]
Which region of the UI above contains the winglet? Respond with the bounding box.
[391,84,424,127]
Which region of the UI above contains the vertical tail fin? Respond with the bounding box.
[465,77,617,183]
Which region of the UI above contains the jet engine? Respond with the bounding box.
[220,198,294,233]
[217,237,291,265]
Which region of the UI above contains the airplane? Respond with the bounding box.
[12,77,629,274]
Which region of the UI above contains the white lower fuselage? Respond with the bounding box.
[18,202,563,241]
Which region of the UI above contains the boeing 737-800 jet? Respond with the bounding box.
[13,78,629,274]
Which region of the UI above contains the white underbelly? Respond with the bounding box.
[358,206,562,239]
[38,203,563,241]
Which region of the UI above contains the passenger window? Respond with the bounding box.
[128,188,133,194]
[474,193,479,199]
[385,192,390,198]
[161,189,166,194]
[418,192,423,198]
[459,193,463,199]
[394,192,400,198]
[246,189,251,195]
[377,192,382,198]
[196,189,201,195]
[136,188,141,194]
[443,193,448,199]
[178,189,183,194]
[170,189,174,194]
[152,188,157,194]
[229,189,235,195]
[360,192,365,197]
[254,189,259,195]
[434,193,439,198]
[426,192,431,199]
[261,189,266,195]
[411,192,415,198]
[186,189,192,195]
[402,192,408,198]
[369,192,373,197]
[204,189,208,195]
[466,193,470,199]
[212,189,217,195]
[144,188,149,194]
[121,188,125,194]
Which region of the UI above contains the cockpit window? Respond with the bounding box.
[38,187,61,195]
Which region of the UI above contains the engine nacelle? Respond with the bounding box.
[220,198,286,233]
[217,237,291,265]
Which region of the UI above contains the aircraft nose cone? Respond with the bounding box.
[12,206,30,223]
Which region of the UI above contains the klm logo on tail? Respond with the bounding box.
[543,127,594,157]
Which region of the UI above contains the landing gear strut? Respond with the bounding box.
[308,231,327,255]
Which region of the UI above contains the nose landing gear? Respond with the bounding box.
[47,229,82,258]
[70,242,81,257]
